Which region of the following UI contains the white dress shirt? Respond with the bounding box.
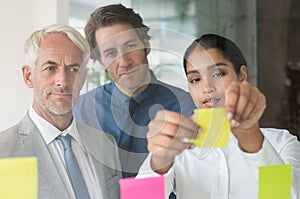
[138,128,300,199]
[29,107,101,199]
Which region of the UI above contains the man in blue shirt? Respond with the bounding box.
[74,4,195,178]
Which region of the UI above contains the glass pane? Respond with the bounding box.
[69,0,257,91]
[132,0,257,88]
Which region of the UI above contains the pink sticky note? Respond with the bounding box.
[119,176,165,199]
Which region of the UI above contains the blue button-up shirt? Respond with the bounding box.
[74,71,195,177]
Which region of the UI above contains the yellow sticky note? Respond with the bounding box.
[192,108,230,148]
[258,164,292,199]
[0,157,37,199]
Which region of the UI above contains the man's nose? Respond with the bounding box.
[55,69,68,87]
[117,53,132,68]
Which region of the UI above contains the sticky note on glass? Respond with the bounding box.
[258,164,292,199]
[192,108,230,148]
[119,175,164,199]
[0,157,37,199]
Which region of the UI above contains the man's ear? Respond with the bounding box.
[22,65,33,88]
[239,65,248,82]
[143,39,151,55]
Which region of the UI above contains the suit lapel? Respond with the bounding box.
[77,123,121,199]
[19,114,70,198]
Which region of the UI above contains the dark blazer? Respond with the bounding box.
[0,113,122,199]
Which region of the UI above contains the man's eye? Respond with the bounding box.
[124,43,137,53]
[45,66,56,71]
[189,78,201,83]
[212,72,226,77]
[126,44,136,49]
[69,67,79,72]
[105,50,117,58]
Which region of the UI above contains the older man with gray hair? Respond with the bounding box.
[0,24,121,199]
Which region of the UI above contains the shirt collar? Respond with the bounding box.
[28,107,81,145]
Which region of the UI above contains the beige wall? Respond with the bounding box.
[0,0,69,131]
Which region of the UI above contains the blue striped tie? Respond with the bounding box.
[57,135,90,199]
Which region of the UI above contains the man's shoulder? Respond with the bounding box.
[77,82,114,102]
[0,121,28,155]
[75,82,114,109]
[86,82,114,94]
[0,114,33,138]
[154,80,194,106]
[0,124,18,138]
[152,80,195,116]
[76,121,115,143]
[155,79,190,96]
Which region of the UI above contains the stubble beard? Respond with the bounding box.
[116,65,151,96]
[34,91,73,117]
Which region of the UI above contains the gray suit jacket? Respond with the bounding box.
[0,113,122,199]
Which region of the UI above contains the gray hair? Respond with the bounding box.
[24,24,90,67]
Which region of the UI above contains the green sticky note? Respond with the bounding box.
[258,164,292,199]
[192,108,230,148]
[0,157,37,199]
